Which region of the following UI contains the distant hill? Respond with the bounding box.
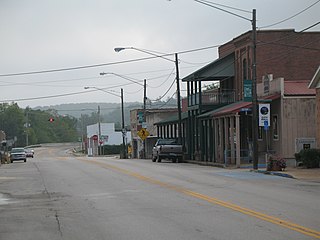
[34,102,140,118]
[34,100,177,126]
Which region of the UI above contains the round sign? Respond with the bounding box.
[260,106,269,115]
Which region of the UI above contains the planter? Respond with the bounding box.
[267,155,286,171]
[267,164,282,171]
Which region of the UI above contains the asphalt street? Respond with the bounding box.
[0,143,319,240]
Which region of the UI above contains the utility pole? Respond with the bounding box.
[143,79,147,159]
[25,111,29,146]
[175,53,182,146]
[121,88,127,159]
[251,9,258,170]
[98,105,101,156]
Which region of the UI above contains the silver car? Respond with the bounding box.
[10,148,27,163]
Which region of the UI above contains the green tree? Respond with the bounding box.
[0,103,25,146]
[1,104,79,146]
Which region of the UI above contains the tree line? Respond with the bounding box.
[0,103,79,147]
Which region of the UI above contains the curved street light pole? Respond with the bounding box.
[114,47,183,147]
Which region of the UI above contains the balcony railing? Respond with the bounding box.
[188,90,236,106]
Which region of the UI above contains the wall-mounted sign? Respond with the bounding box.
[243,80,252,102]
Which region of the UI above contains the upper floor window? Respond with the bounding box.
[242,59,247,80]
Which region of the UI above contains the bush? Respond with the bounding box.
[295,149,320,168]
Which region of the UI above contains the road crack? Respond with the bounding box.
[34,162,63,238]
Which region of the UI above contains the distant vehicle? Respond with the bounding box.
[152,138,183,163]
[25,148,34,158]
[10,148,27,163]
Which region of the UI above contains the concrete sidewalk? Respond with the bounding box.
[275,167,320,182]
[184,160,320,182]
[248,167,320,182]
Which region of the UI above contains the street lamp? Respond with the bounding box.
[114,47,183,148]
[99,72,144,87]
[187,1,258,169]
[84,86,127,159]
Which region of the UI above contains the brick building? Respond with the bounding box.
[157,29,320,165]
[217,29,320,101]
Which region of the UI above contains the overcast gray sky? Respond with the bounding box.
[0,0,319,108]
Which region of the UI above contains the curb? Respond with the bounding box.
[251,169,295,179]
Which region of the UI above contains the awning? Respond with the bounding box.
[154,112,189,126]
[182,53,235,82]
[199,93,280,119]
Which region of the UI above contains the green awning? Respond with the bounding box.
[182,53,234,82]
[154,112,189,125]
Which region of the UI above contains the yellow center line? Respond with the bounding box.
[79,158,320,239]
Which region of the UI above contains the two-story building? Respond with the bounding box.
[155,29,320,166]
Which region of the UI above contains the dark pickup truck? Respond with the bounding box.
[152,138,183,163]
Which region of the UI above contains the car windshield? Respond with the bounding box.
[157,139,178,145]
[11,148,25,153]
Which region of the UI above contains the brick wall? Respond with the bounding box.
[219,29,320,100]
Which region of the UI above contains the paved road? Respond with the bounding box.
[0,143,319,240]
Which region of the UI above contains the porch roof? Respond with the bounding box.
[199,93,280,119]
[154,111,189,126]
[182,53,234,82]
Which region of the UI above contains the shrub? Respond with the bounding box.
[295,149,320,168]
[267,154,286,171]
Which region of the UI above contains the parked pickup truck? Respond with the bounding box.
[152,138,183,163]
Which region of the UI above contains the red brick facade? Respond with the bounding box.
[219,30,320,101]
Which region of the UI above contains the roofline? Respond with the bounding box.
[182,53,234,82]
[220,29,297,48]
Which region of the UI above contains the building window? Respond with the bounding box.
[272,115,279,140]
[242,59,247,80]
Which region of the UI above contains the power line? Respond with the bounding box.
[150,78,176,102]
[258,37,320,65]
[257,21,320,47]
[147,68,175,88]
[259,0,320,29]
[193,0,251,21]
[0,45,220,78]
[195,0,251,13]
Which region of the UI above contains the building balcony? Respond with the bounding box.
[188,90,236,109]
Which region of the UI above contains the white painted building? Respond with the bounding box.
[86,123,131,156]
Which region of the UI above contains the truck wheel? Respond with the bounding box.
[157,156,162,163]
[172,158,177,163]
[152,155,156,162]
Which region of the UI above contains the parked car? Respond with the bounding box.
[25,148,34,158]
[10,148,27,163]
[152,138,183,163]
